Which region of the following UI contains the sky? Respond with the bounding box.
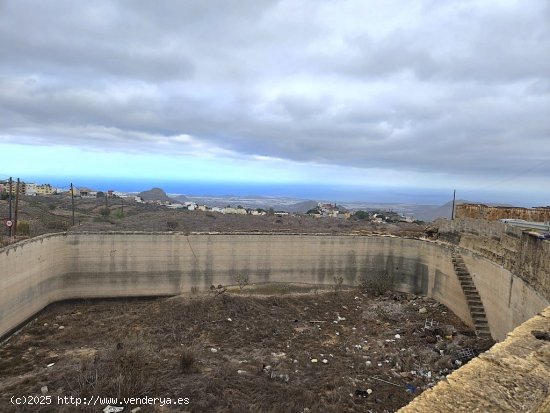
[1,0,549,205]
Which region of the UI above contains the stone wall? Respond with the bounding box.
[456,203,550,222]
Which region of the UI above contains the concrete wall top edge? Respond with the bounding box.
[1,232,69,255]
[2,231,434,254]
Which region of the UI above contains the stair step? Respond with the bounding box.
[469,303,484,309]
[453,252,491,339]
[465,294,481,300]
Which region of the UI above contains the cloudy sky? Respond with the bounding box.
[1,0,549,204]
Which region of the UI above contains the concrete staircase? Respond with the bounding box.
[451,252,492,339]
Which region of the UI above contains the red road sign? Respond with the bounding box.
[5,220,13,227]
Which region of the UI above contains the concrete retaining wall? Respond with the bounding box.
[1,233,548,341]
[437,218,550,299]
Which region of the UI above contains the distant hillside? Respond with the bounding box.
[174,194,190,202]
[412,200,469,222]
[282,200,318,213]
[138,188,179,203]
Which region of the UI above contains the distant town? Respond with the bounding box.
[2,178,549,228]
[0,179,416,224]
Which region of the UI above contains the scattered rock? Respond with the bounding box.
[58,326,65,330]
[46,363,55,368]
[40,386,48,394]
[311,358,318,363]
[237,370,247,375]
[532,330,550,341]
[355,389,370,398]
[419,308,428,314]
[395,334,401,339]
[270,371,289,383]
[210,348,218,353]
[271,352,286,359]
[131,408,141,413]
[322,359,328,364]
[103,406,124,413]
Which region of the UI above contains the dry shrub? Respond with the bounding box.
[166,220,179,230]
[179,350,197,373]
[69,338,163,398]
[46,220,69,230]
[333,275,344,293]
[233,274,250,291]
[359,272,394,296]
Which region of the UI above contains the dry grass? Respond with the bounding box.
[0,289,492,413]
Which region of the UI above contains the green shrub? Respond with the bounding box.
[113,209,125,219]
[16,221,30,236]
[352,210,370,220]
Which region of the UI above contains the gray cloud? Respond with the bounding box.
[1,0,549,183]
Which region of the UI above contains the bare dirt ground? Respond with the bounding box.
[0,286,493,413]
[0,197,425,248]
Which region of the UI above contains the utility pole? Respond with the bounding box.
[70,183,75,226]
[14,178,20,236]
[8,177,12,237]
[121,197,124,216]
[451,189,456,220]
